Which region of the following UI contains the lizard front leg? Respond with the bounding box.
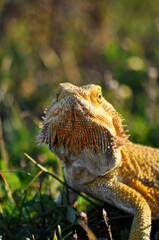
[87,178,151,240]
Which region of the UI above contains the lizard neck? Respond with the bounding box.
[52,145,122,185]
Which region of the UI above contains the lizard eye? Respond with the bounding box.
[98,93,102,99]
[96,92,102,104]
[56,92,59,101]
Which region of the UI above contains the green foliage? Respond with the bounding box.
[0,0,159,239]
[66,207,76,224]
[0,190,76,240]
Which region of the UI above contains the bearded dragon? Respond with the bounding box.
[37,82,159,240]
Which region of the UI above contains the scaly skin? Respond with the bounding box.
[37,82,159,240]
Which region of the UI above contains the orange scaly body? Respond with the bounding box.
[38,83,159,240]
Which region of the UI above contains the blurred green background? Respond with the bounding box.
[0,0,159,239]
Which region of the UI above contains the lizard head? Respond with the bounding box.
[37,82,129,178]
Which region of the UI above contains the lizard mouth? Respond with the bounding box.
[37,94,129,155]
